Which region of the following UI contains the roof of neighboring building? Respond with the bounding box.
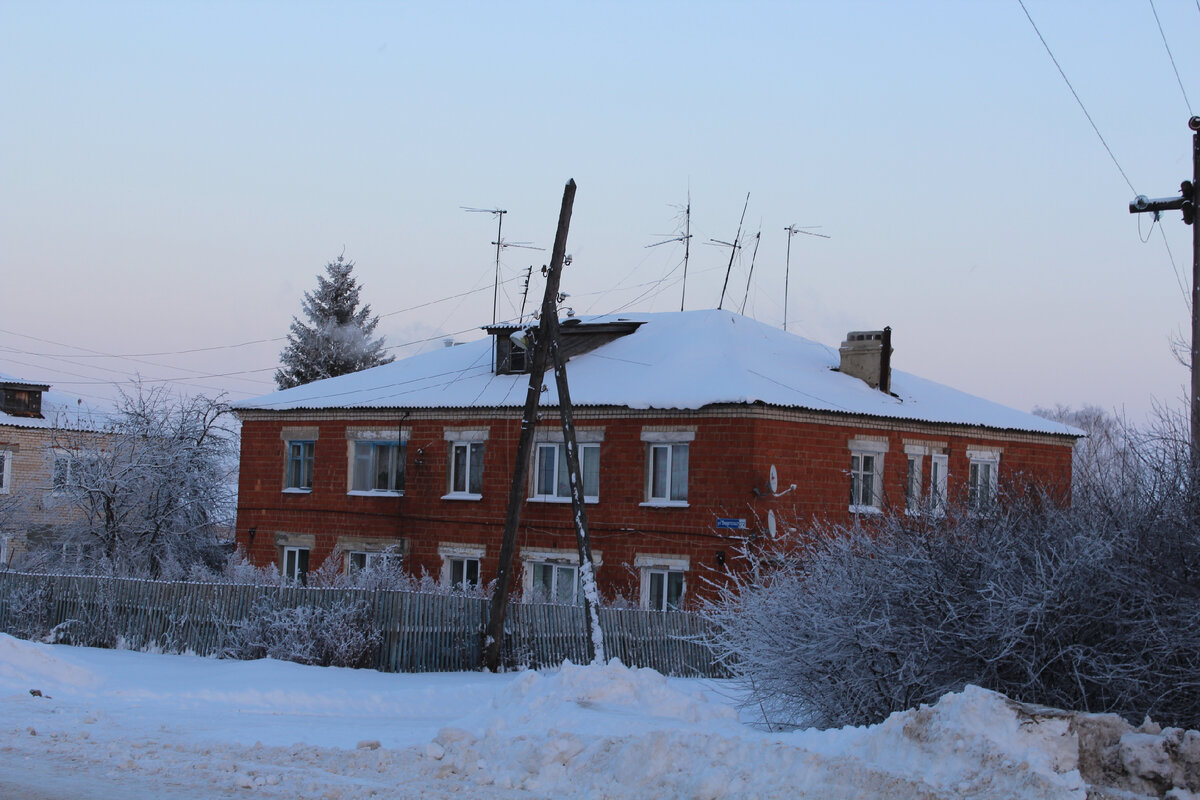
[234,309,1081,438]
[0,370,104,431]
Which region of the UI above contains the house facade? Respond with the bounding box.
[0,373,100,566]
[233,310,1078,608]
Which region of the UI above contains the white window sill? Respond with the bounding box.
[848,504,882,515]
[640,500,689,509]
[528,496,599,505]
[442,492,483,501]
[347,490,404,498]
[282,488,312,494]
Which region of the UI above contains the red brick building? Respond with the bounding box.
[233,310,1078,608]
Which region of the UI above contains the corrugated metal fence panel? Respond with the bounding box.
[0,572,724,677]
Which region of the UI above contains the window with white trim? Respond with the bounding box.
[439,543,485,590]
[533,562,581,604]
[0,450,11,494]
[930,453,949,516]
[848,438,887,513]
[347,549,401,574]
[444,430,488,499]
[533,442,600,501]
[285,440,315,491]
[522,548,602,605]
[641,430,693,506]
[905,453,922,514]
[352,440,405,494]
[51,452,97,493]
[283,546,310,585]
[636,555,688,611]
[968,450,1000,515]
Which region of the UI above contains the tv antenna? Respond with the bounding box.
[645,193,692,311]
[740,228,762,315]
[709,192,750,311]
[782,224,830,332]
[462,206,509,324]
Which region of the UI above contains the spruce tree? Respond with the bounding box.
[275,255,395,389]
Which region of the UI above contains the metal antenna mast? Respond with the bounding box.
[782,224,830,332]
[740,229,762,315]
[711,193,750,311]
[462,206,509,325]
[645,194,693,311]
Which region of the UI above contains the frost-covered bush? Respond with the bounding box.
[704,462,1200,729]
[228,596,382,668]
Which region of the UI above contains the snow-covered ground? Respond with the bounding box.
[0,633,1089,799]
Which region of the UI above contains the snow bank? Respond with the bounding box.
[0,638,1099,799]
[0,632,101,691]
[426,663,1086,800]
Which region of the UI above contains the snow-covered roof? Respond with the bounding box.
[234,310,1080,438]
[0,370,102,431]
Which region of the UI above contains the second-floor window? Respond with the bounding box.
[286,440,315,490]
[533,442,599,501]
[0,450,10,494]
[968,451,1000,516]
[449,441,485,497]
[352,440,405,494]
[646,443,689,504]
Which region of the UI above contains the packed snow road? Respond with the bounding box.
[0,634,1088,799]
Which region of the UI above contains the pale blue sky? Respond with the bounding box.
[3,1,1198,423]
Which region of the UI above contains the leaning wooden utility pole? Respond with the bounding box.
[1128,116,1199,459]
[483,179,577,672]
[547,310,605,665]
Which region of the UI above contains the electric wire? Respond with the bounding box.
[1016,0,1139,195]
[1149,0,1194,116]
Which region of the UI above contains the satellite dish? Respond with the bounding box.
[767,510,777,539]
[769,464,779,494]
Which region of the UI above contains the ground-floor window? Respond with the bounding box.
[635,554,689,611]
[439,543,485,590]
[533,562,581,604]
[283,546,310,585]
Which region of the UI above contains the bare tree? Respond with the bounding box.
[40,385,238,578]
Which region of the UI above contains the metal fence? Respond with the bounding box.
[0,571,725,677]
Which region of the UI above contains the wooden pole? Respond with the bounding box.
[483,179,576,672]
[547,325,605,664]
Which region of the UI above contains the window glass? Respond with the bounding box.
[450,557,480,588]
[851,453,877,507]
[287,441,315,490]
[648,569,685,611]
[534,442,600,500]
[352,441,404,492]
[930,454,948,516]
[648,443,688,502]
[284,546,310,584]
[905,455,922,513]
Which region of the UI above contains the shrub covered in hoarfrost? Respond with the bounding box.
[228,596,382,668]
[704,492,1200,730]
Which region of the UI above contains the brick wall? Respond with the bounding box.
[234,406,1075,606]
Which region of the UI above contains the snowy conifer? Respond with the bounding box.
[275,255,394,389]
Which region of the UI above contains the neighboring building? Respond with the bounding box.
[0,372,100,566]
[232,310,1079,607]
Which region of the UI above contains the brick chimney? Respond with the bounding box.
[838,328,892,393]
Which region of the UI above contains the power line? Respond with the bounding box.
[1017,0,1138,194]
[1149,0,1194,116]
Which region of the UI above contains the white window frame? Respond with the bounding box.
[635,554,689,611]
[967,449,1001,516]
[904,452,922,515]
[284,440,315,493]
[282,545,310,584]
[930,453,949,517]
[521,547,602,605]
[347,429,409,496]
[641,430,694,508]
[439,543,485,589]
[443,429,488,500]
[849,438,888,514]
[530,441,600,503]
[0,449,11,495]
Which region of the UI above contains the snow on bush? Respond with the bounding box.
[703,485,1200,730]
[228,596,381,668]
